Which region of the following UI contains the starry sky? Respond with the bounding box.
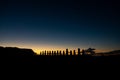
[0,0,120,54]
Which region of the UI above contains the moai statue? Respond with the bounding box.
[70,50,72,55]
[40,52,41,55]
[66,49,68,55]
[63,51,65,55]
[78,48,80,55]
[47,51,49,55]
[52,51,54,55]
[54,51,56,55]
[82,49,85,56]
[42,51,44,55]
[44,50,46,55]
[49,51,51,56]
[60,50,61,55]
[73,50,76,55]
[57,50,59,55]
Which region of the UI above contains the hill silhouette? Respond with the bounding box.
[0,46,36,56]
[1,46,120,64]
[94,50,120,56]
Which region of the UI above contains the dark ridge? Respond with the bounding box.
[0,46,36,56]
[107,50,120,55]
[95,50,120,56]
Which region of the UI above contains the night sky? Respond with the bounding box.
[0,0,120,54]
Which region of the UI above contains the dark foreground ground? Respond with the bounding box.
[1,55,120,65]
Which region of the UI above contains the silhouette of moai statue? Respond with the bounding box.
[82,49,85,55]
[54,51,56,55]
[44,50,46,55]
[60,50,61,55]
[63,51,65,55]
[57,50,59,55]
[70,50,72,55]
[78,48,80,55]
[49,51,51,55]
[52,51,54,55]
[47,51,49,55]
[66,49,68,55]
[40,51,42,55]
[73,50,76,55]
[46,51,47,55]
[41,52,43,55]
[42,51,44,55]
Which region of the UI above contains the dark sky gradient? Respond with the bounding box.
[0,0,120,53]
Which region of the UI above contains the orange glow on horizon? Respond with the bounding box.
[32,48,114,55]
[1,42,118,55]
